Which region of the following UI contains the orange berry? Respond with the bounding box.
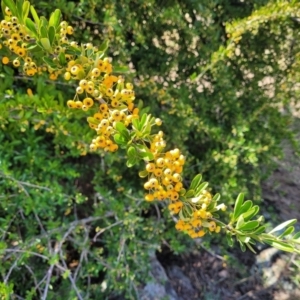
[2,57,9,64]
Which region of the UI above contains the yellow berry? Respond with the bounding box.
[60,21,68,28]
[12,59,20,67]
[155,118,162,126]
[66,26,74,35]
[5,7,12,15]
[144,194,154,201]
[154,168,163,177]
[156,158,165,167]
[67,100,76,108]
[70,65,80,75]
[64,72,71,80]
[79,79,88,89]
[83,97,94,107]
[92,68,100,77]
[75,101,83,109]
[215,226,221,233]
[76,86,84,94]
[146,163,155,172]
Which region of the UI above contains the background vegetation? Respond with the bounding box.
[0,0,299,299]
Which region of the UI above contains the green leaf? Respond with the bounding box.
[252,225,266,235]
[113,65,130,73]
[62,269,70,279]
[242,205,259,222]
[268,219,297,235]
[139,113,148,130]
[58,51,67,66]
[185,189,195,198]
[87,117,99,125]
[212,193,220,201]
[233,193,244,221]
[43,57,56,69]
[49,9,61,29]
[234,201,254,222]
[30,5,40,25]
[25,18,38,37]
[190,174,202,190]
[114,133,127,146]
[40,24,48,39]
[237,235,250,243]
[194,182,209,196]
[236,215,245,229]
[49,254,59,265]
[22,1,30,22]
[293,232,300,240]
[16,0,24,21]
[40,38,52,51]
[115,122,127,133]
[226,232,234,247]
[126,157,137,168]
[127,146,137,159]
[98,39,109,52]
[138,170,148,178]
[239,241,246,252]
[65,46,81,56]
[132,118,140,131]
[40,16,48,27]
[238,220,259,231]
[179,209,189,221]
[278,226,295,239]
[179,189,186,196]
[48,26,55,46]
[139,151,154,161]
[0,241,7,250]
[246,242,257,253]
[263,239,295,253]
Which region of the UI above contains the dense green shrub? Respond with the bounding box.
[0,0,300,299]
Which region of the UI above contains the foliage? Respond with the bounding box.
[0,0,300,299]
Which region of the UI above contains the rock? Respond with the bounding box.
[139,255,180,300]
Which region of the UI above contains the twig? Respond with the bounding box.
[12,294,25,300]
[117,238,126,262]
[198,244,224,261]
[154,204,161,221]
[93,220,123,242]
[67,236,112,269]
[3,249,49,261]
[4,257,19,284]
[74,226,89,281]
[58,249,84,300]
[24,264,42,297]
[42,264,54,300]
[33,210,47,234]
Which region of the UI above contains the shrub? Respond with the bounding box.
[0,0,300,298]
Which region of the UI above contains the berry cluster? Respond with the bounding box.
[0,4,228,239]
[0,7,37,74]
